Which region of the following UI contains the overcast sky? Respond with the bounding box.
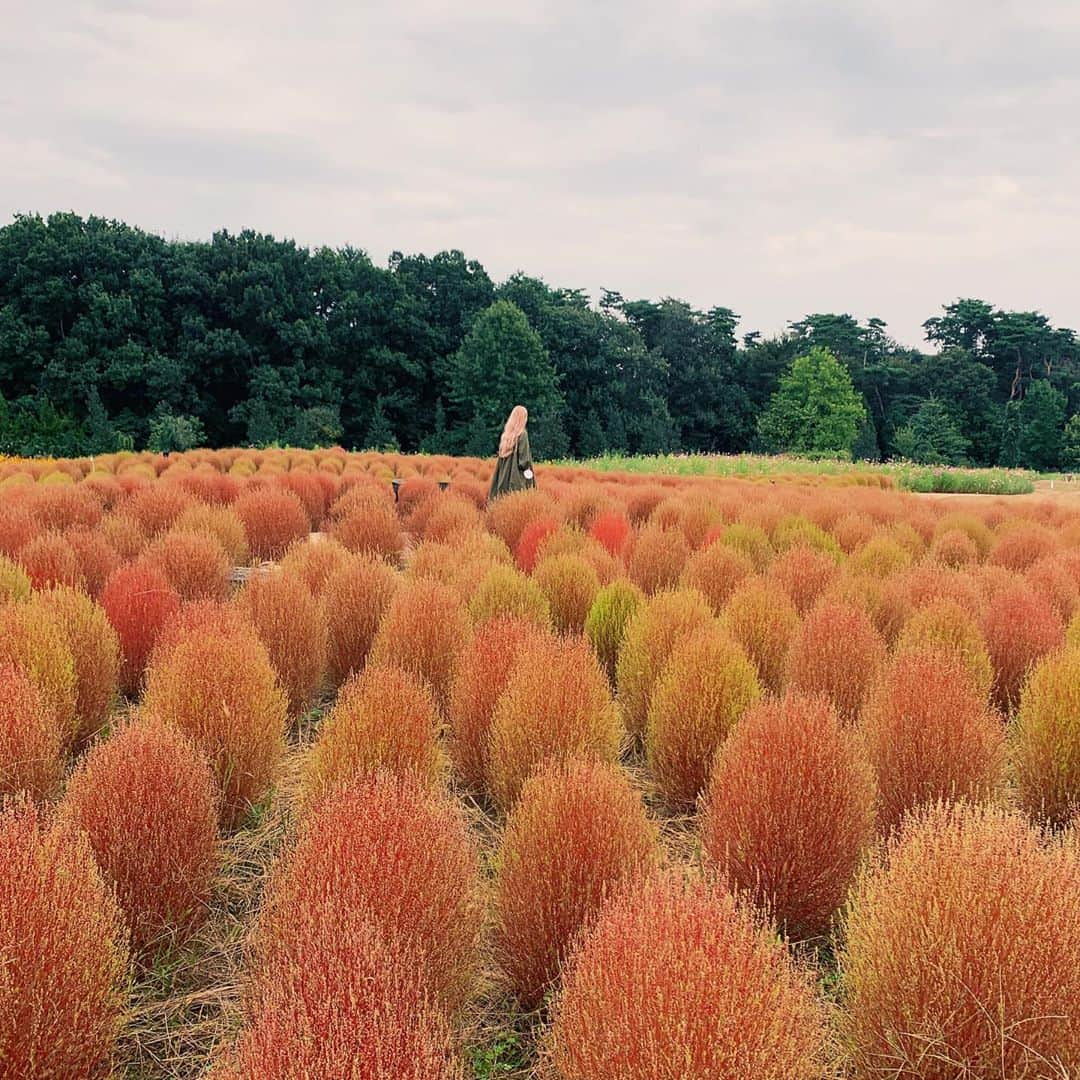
[3,0,1080,346]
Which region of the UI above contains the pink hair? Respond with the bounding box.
[498,405,528,458]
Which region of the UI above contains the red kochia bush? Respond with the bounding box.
[550,874,828,1080]
[862,649,1006,833]
[766,543,840,615]
[495,760,659,1009]
[254,772,483,1013]
[16,530,85,590]
[236,570,327,716]
[0,666,64,799]
[303,665,445,808]
[646,627,762,809]
[786,600,886,724]
[627,524,689,595]
[141,627,287,829]
[841,802,1080,1078]
[488,635,623,811]
[101,559,182,696]
[587,511,631,558]
[322,552,401,685]
[126,482,194,537]
[368,579,472,710]
[61,717,220,953]
[278,535,351,597]
[487,489,559,551]
[143,528,231,601]
[219,917,462,1079]
[0,504,35,556]
[515,516,561,573]
[331,501,405,563]
[233,487,311,560]
[35,586,121,746]
[65,528,122,598]
[701,692,877,940]
[0,799,129,1077]
[448,616,549,791]
[679,541,755,615]
[1013,646,1080,826]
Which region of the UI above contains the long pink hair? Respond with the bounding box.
[498,405,528,458]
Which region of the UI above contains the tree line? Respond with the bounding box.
[1,212,1078,469]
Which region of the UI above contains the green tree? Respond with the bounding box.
[147,410,205,453]
[444,300,563,458]
[363,396,399,452]
[1016,380,1067,471]
[756,347,866,455]
[891,399,969,465]
[1063,413,1080,470]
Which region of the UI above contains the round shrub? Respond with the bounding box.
[714,520,773,571]
[584,579,643,686]
[627,524,689,595]
[368,579,471,710]
[719,578,800,693]
[488,635,622,811]
[220,917,461,1079]
[0,554,31,602]
[1013,646,1080,827]
[233,487,311,560]
[862,648,1006,833]
[236,570,327,716]
[331,502,405,563]
[61,717,220,953]
[616,588,715,739]
[303,665,445,807]
[99,511,147,560]
[253,772,483,1013]
[278,535,351,597]
[0,666,63,799]
[142,627,287,829]
[646,627,761,809]
[487,489,558,551]
[989,522,1060,571]
[841,802,1080,1077]
[930,527,981,567]
[981,581,1064,712]
[680,541,754,616]
[702,691,877,939]
[448,616,550,791]
[100,560,181,696]
[587,511,631,557]
[0,799,129,1077]
[126,482,194,537]
[895,598,994,702]
[533,553,601,635]
[173,503,250,565]
[143,528,231,601]
[786,600,886,724]
[467,564,552,629]
[35,586,120,746]
[495,759,659,1008]
[65,528,122,598]
[514,515,561,573]
[0,504,35,557]
[322,552,401,685]
[766,543,841,615]
[0,598,77,742]
[16,530,85,591]
[1025,553,1080,621]
[550,873,828,1080]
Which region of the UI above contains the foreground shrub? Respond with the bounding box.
[587,511,631,557]
[495,760,659,1008]
[16,530,84,591]
[448,616,549,791]
[35,586,121,745]
[220,918,461,1079]
[488,489,558,551]
[616,588,715,739]
[981,582,1064,712]
[233,488,310,560]
[787,600,886,724]
[627,524,689,595]
[894,598,994,702]
[254,772,482,1012]
[467,564,552,629]
[862,649,1006,834]
[841,802,1080,1078]
[61,717,219,953]
[0,666,63,799]
[142,628,287,829]
[322,553,401,684]
[680,541,754,615]
[719,578,800,693]
[702,692,877,939]
[0,599,77,742]
[368,579,471,710]
[550,873,828,1080]
[304,665,445,807]
[515,515,561,573]
[0,799,129,1078]
[0,554,31,602]
[534,554,601,635]
[489,635,622,810]
[646,627,761,808]
[144,528,231,601]
[100,560,181,695]
[584,579,643,686]
[236,571,327,716]
[1013,646,1080,826]
[331,501,405,563]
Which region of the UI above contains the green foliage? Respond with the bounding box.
[1064,413,1080,470]
[1016,380,1067,471]
[757,347,866,455]
[851,417,881,462]
[362,397,399,452]
[892,398,969,465]
[146,410,206,453]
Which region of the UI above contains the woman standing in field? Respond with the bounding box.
[489,405,535,501]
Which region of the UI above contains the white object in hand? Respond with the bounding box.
[524,469,534,480]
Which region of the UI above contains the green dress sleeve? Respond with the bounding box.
[517,431,535,487]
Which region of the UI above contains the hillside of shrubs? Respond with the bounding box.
[1,446,1079,1079]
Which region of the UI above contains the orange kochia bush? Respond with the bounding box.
[322,552,401,685]
[0,666,64,800]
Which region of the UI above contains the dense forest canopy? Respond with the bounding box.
[1,212,1078,469]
